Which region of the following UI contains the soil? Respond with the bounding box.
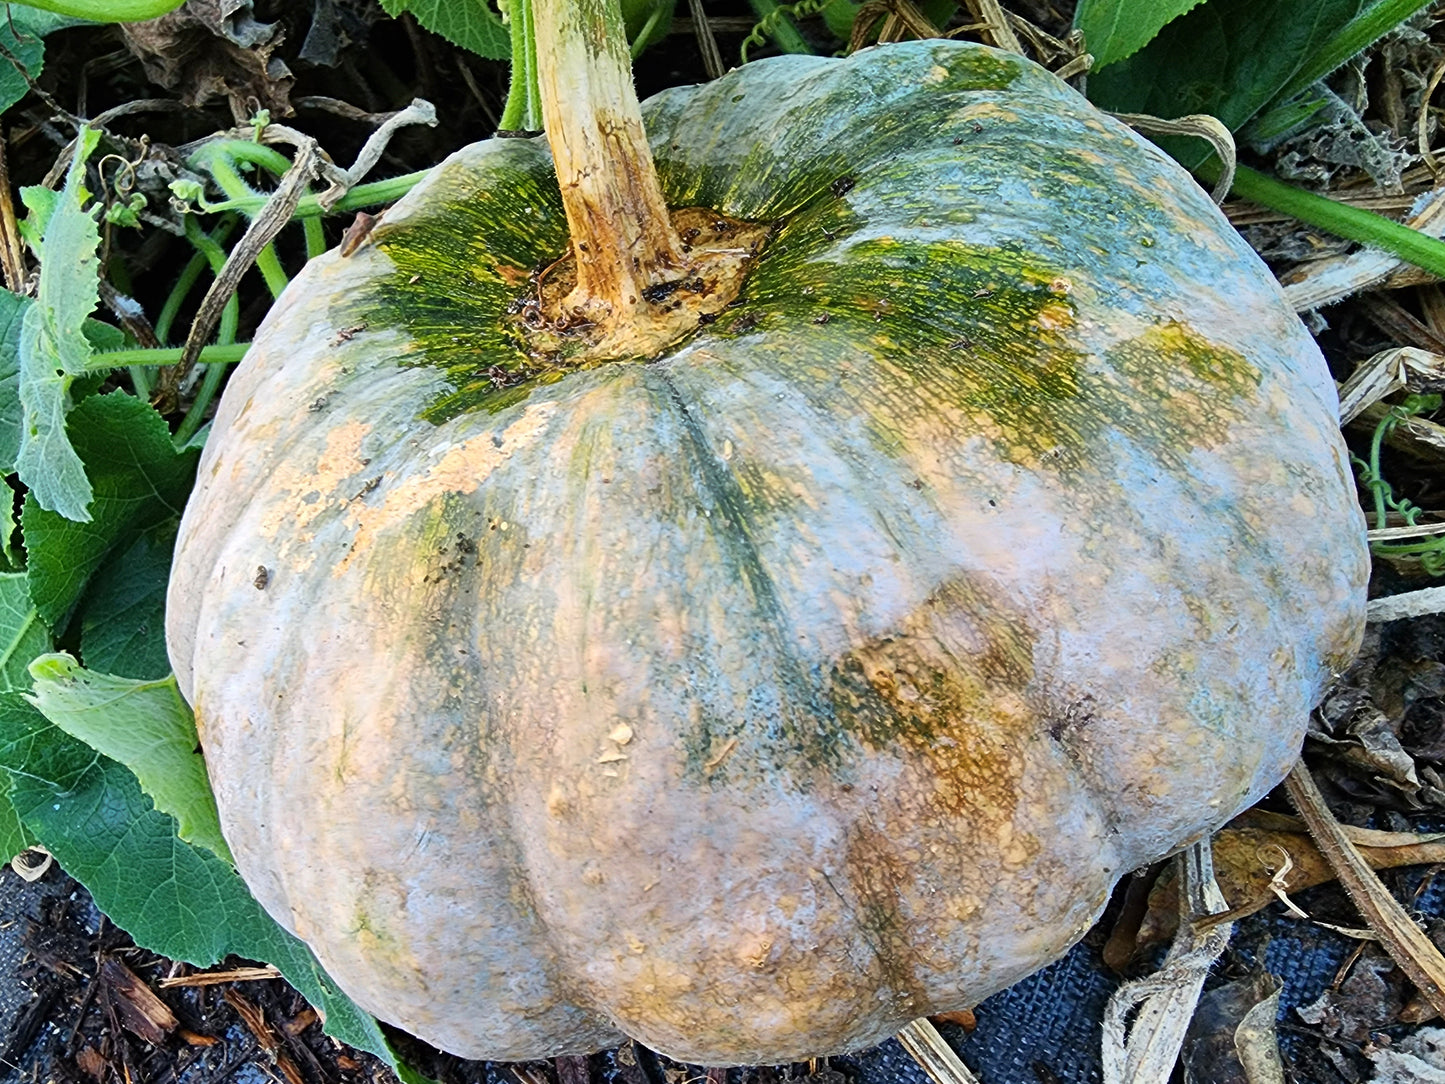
[7,2,1445,1083]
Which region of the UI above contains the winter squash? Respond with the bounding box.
[165,19,1368,1068]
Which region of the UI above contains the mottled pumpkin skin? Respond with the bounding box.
[167,41,1367,1065]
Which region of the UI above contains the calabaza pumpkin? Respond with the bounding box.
[166,38,1368,1066]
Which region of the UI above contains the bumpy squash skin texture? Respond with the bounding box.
[167,42,1367,1065]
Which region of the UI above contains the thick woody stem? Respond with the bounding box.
[533,0,687,323]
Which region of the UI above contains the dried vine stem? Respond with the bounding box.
[1109,112,1237,203]
[1101,841,1231,1083]
[178,139,319,374]
[960,0,1024,54]
[896,1019,983,1084]
[1286,761,1445,1018]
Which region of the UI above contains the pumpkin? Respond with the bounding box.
[166,37,1368,1066]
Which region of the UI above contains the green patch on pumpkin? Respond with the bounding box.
[358,40,1221,436]
[724,226,1261,485]
[362,158,569,422]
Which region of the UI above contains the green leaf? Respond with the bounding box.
[621,0,676,50]
[0,692,422,1078]
[1073,0,1208,69]
[1087,0,1367,168]
[0,289,32,475]
[0,773,33,864]
[0,8,83,115]
[79,523,174,680]
[15,126,103,522]
[1272,0,1435,106]
[23,392,198,631]
[379,0,510,59]
[17,186,58,254]
[0,570,47,869]
[0,487,16,570]
[0,284,120,480]
[27,652,230,861]
[0,572,49,692]
[1241,84,1335,149]
[0,297,121,508]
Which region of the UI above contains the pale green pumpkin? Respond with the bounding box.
[166,40,1367,1066]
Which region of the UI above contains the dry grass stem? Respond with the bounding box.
[849,0,942,50]
[1336,346,1445,424]
[1421,56,1445,178]
[1368,522,1445,541]
[1368,586,1445,621]
[896,1019,983,1084]
[687,0,726,81]
[960,0,1024,54]
[0,129,25,293]
[157,965,284,988]
[1285,762,1445,1017]
[1282,187,1445,311]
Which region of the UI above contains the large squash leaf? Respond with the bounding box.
[0,573,47,862]
[0,290,30,477]
[77,522,176,680]
[0,773,30,864]
[0,8,83,114]
[378,0,510,58]
[1073,0,1207,69]
[15,127,102,521]
[23,392,197,630]
[1085,0,1411,168]
[0,573,49,692]
[0,693,429,1082]
[28,653,230,862]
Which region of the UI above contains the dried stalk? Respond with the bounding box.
[1110,113,1236,204]
[896,1019,983,1084]
[1101,841,1231,1084]
[1285,762,1445,1018]
[178,139,319,374]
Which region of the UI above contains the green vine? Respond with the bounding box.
[498,0,544,132]
[1193,160,1445,282]
[1351,393,1445,575]
[742,0,823,60]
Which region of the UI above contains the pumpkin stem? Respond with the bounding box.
[534,0,688,330]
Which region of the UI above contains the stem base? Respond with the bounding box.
[520,207,772,362]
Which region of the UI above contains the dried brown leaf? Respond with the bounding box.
[119,1,293,115]
[1296,950,1406,1041]
[1369,1025,1445,1081]
[930,1009,977,1031]
[1182,973,1284,1084]
[1130,811,1445,960]
[73,1044,107,1083]
[1287,763,1445,1020]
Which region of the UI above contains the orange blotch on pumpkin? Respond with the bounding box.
[336,400,559,575]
